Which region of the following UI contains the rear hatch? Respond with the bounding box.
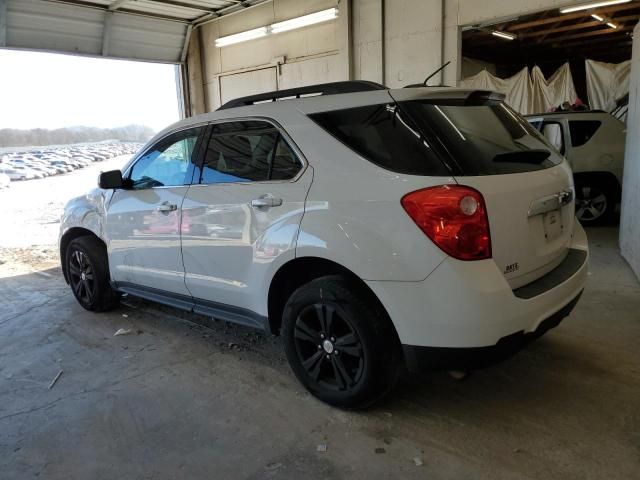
[391,90,575,289]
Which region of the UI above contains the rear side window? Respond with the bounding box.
[200,121,301,184]
[569,120,601,147]
[309,104,450,176]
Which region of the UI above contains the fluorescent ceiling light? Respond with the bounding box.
[560,0,631,14]
[591,13,605,21]
[491,30,517,40]
[214,8,339,48]
[271,8,338,34]
[215,27,268,47]
[607,21,619,28]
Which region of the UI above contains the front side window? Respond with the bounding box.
[129,127,202,189]
[200,121,301,184]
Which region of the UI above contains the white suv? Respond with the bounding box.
[526,111,625,224]
[60,82,589,408]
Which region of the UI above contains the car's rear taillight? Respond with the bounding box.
[401,185,491,261]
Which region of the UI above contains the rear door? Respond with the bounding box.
[180,120,312,315]
[393,92,576,289]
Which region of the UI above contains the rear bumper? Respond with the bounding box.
[366,221,589,353]
[402,290,582,371]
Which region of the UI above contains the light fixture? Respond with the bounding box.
[591,13,605,21]
[214,8,339,47]
[607,21,619,28]
[491,30,517,41]
[215,26,268,47]
[560,0,631,14]
[271,8,338,34]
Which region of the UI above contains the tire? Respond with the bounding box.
[66,236,120,312]
[282,275,400,409]
[574,178,617,225]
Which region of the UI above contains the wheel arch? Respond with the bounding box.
[574,171,622,200]
[267,256,398,341]
[59,227,105,284]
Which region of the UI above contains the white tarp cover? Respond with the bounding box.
[459,63,578,115]
[585,59,631,112]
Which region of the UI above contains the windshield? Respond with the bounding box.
[398,100,562,176]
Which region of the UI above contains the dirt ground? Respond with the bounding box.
[0,164,639,479]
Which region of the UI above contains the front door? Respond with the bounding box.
[181,120,311,315]
[106,126,204,295]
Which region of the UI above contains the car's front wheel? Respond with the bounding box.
[66,236,119,312]
[282,275,400,409]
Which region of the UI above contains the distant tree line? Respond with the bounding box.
[0,124,155,148]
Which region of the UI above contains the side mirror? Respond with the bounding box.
[98,170,125,189]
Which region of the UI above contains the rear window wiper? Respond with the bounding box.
[493,149,550,164]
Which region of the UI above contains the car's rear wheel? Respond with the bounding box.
[282,275,400,409]
[575,179,617,225]
[66,236,119,312]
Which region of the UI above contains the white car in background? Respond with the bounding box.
[526,111,625,224]
[59,83,589,408]
[0,172,10,189]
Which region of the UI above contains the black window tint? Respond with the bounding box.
[200,121,301,184]
[309,104,449,176]
[569,120,601,147]
[270,138,301,180]
[400,101,563,175]
[129,127,201,189]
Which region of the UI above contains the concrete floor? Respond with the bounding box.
[1,227,639,479]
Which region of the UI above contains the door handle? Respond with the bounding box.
[251,196,283,209]
[156,201,177,212]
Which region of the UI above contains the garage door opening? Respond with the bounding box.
[0,50,181,145]
[0,49,181,268]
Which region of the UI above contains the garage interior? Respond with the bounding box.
[1,1,640,479]
[461,1,639,96]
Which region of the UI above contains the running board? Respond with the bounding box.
[113,282,268,332]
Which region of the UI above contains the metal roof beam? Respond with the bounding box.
[180,23,192,62]
[0,0,7,48]
[108,0,128,11]
[508,2,640,31]
[101,11,113,56]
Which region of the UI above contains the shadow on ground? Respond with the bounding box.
[1,226,639,479]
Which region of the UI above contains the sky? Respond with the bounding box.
[0,50,180,132]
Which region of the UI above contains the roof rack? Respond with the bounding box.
[217,81,387,110]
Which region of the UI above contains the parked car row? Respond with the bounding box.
[0,142,142,184]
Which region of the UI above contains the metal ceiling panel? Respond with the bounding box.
[0,0,271,63]
[122,0,207,21]
[2,0,189,62]
[108,12,187,61]
[6,0,104,56]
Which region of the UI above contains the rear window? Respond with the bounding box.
[308,104,450,176]
[310,101,562,177]
[399,101,562,175]
[569,120,601,147]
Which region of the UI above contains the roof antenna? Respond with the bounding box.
[423,61,451,86]
[404,61,451,88]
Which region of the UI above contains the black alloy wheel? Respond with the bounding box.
[282,275,400,408]
[65,236,119,312]
[293,303,365,392]
[68,249,95,305]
